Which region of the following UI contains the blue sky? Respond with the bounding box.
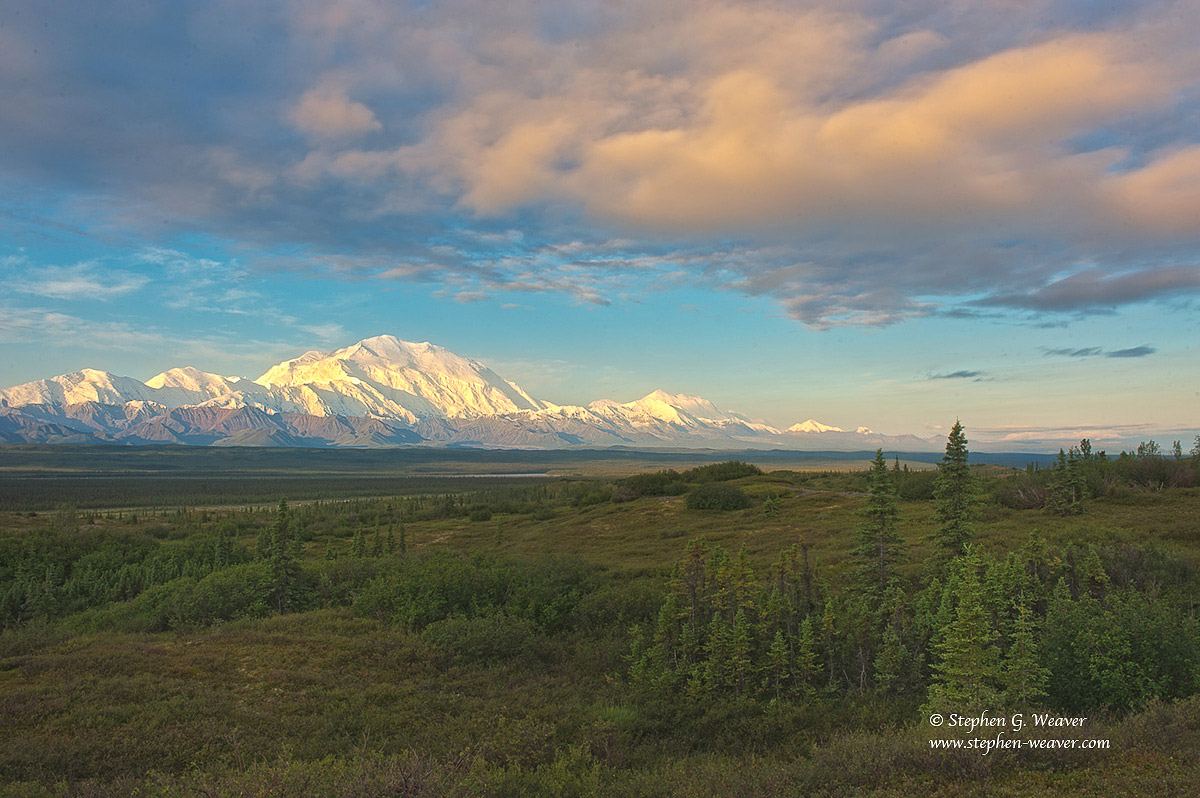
[1,0,1197,448]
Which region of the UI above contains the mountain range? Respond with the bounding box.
[0,335,941,450]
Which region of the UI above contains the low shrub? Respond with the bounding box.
[685,484,751,511]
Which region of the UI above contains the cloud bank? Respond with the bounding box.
[2,0,1199,326]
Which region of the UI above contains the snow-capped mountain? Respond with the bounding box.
[255,336,546,421]
[0,335,938,450]
[787,419,844,434]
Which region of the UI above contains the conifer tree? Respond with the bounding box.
[267,499,301,614]
[1003,599,1049,708]
[705,612,733,692]
[853,449,904,598]
[874,620,908,695]
[1049,448,1085,515]
[927,549,1002,713]
[255,526,271,560]
[767,629,790,700]
[731,608,754,694]
[795,615,819,690]
[933,420,977,561]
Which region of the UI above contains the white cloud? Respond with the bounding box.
[7,260,149,300]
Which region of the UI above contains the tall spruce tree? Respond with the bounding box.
[853,449,904,598]
[933,420,977,562]
[267,499,302,614]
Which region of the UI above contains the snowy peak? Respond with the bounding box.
[0,335,923,450]
[147,367,241,395]
[787,418,845,434]
[0,369,156,407]
[254,334,546,419]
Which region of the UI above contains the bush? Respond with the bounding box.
[679,461,762,483]
[686,483,752,511]
[618,470,690,499]
[894,469,937,500]
[571,488,612,508]
[421,611,544,665]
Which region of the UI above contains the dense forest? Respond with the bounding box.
[2,430,1199,796]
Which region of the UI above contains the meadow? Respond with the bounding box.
[1,442,1198,796]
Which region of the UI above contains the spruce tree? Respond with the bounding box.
[1049,449,1084,515]
[926,549,1002,713]
[1002,599,1049,708]
[874,620,908,695]
[795,615,819,690]
[853,449,904,598]
[767,630,790,700]
[267,499,301,614]
[933,420,976,561]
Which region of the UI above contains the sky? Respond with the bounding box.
[1,0,1198,449]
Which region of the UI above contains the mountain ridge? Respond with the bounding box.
[0,334,938,451]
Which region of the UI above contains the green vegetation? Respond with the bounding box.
[685,482,752,511]
[2,440,1200,796]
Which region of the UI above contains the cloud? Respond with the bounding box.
[6,260,149,300]
[0,306,167,350]
[289,84,382,140]
[980,266,1200,312]
[1107,345,1157,358]
[1042,347,1103,358]
[928,370,986,380]
[1,1,1199,328]
[1043,344,1157,358]
[973,422,1156,447]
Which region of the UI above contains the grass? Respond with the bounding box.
[1,454,1199,795]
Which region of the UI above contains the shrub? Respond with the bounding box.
[686,483,752,511]
[618,470,690,499]
[421,611,543,665]
[679,461,763,483]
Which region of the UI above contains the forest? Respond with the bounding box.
[1,429,1199,796]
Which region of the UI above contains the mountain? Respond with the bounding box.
[255,336,546,421]
[787,419,844,433]
[0,334,938,450]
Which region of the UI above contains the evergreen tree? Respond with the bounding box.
[927,549,1003,713]
[853,449,904,598]
[267,499,302,614]
[1049,449,1085,515]
[874,620,908,695]
[767,629,790,699]
[795,615,820,691]
[932,420,977,561]
[255,526,271,560]
[385,526,396,555]
[351,526,367,558]
[1003,599,1049,708]
[730,608,754,694]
